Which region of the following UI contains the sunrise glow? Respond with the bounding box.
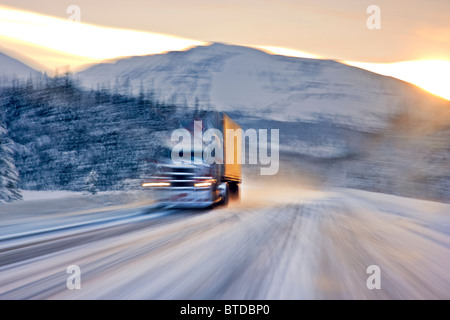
[344,60,450,100]
[257,46,450,101]
[0,5,448,100]
[0,5,204,70]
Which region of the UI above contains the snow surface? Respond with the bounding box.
[0,186,449,299]
[0,190,156,238]
[20,190,81,201]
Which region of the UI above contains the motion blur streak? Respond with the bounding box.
[0,185,449,299]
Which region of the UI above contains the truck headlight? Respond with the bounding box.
[194,182,212,187]
[142,182,170,187]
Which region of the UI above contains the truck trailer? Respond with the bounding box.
[142,112,242,209]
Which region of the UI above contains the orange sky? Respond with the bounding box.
[0,1,449,99]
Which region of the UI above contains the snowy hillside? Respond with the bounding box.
[76,43,450,131]
[0,76,190,193]
[0,52,41,81]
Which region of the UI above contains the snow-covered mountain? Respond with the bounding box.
[73,43,450,202]
[76,43,450,131]
[0,52,41,81]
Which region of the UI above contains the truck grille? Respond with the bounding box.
[170,167,195,174]
[171,181,195,187]
[161,166,196,187]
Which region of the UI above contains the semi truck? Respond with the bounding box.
[142,112,242,209]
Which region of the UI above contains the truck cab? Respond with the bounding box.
[142,162,229,209]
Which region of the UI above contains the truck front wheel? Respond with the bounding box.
[221,183,229,206]
[229,182,240,202]
[217,182,229,207]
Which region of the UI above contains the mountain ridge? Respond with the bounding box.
[0,51,42,81]
[75,42,450,131]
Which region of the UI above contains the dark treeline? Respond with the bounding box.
[0,74,194,195]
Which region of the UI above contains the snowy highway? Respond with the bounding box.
[0,184,449,299]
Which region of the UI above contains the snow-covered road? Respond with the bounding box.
[0,187,449,299]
